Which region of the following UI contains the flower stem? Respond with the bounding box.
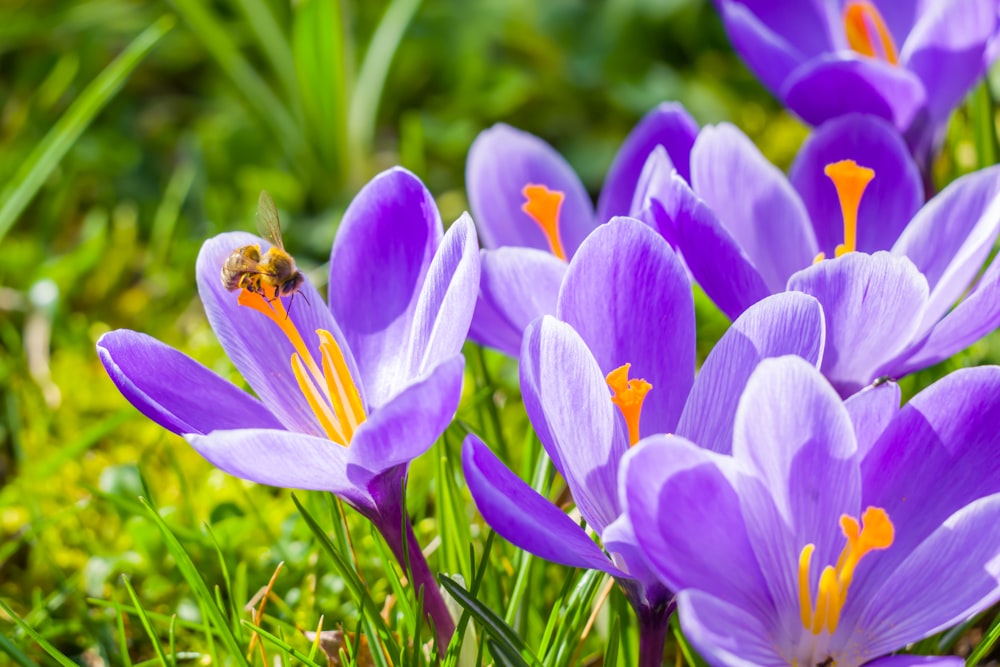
[637,602,672,667]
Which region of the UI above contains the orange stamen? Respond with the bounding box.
[844,1,899,65]
[605,363,652,446]
[522,184,567,260]
[820,160,875,260]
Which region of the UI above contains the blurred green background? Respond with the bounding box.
[1,1,998,665]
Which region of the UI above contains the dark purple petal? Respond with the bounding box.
[844,380,900,459]
[558,217,694,436]
[891,165,1000,331]
[519,316,622,533]
[788,252,929,396]
[97,330,284,436]
[623,435,771,613]
[900,0,999,124]
[781,54,926,132]
[856,494,1000,657]
[185,428,372,508]
[462,434,626,577]
[677,292,825,454]
[471,247,566,357]
[716,1,816,93]
[789,114,922,256]
[402,215,480,380]
[597,102,699,222]
[691,123,817,293]
[718,0,835,57]
[328,168,441,408]
[465,123,595,255]
[864,657,963,667]
[349,355,464,475]
[659,173,772,320]
[676,589,783,667]
[197,231,349,436]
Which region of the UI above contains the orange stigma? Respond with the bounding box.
[522,184,567,260]
[814,160,875,262]
[238,289,365,444]
[606,363,652,446]
[798,507,894,635]
[844,1,899,64]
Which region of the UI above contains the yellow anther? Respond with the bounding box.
[844,1,899,65]
[606,363,652,446]
[522,184,567,260]
[824,160,875,258]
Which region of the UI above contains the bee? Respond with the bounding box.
[221,191,305,303]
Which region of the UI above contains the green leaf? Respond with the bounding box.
[121,575,170,667]
[0,598,80,667]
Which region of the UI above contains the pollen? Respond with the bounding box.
[815,160,875,262]
[606,363,652,446]
[522,184,568,261]
[844,1,899,65]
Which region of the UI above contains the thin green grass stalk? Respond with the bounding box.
[438,428,474,579]
[0,15,174,244]
[168,615,178,667]
[88,598,208,634]
[233,0,302,119]
[543,569,606,667]
[470,345,511,461]
[966,607,1000,665]
[973,81,1000,169]
[604,615,621,667]
[121,575,170,667]
[442,532,496,667]
[536,572,578,657]
[671,613,709,667]
[204,524,244,643]
[148,159,197,270]
[368,522,417,625]
[111,595,135,667]
[0,598,80,667]
[0,632,39,667]
[238,620,325,667]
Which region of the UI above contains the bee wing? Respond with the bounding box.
[228,252,271,274]
[256,190,285,250]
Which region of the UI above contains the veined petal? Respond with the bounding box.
[678,292,825,454]
[863,657,963,667]
[466,123,595,255]
[597,102,699,222]
[692,123,817,293]
[788,252,929,396]
[403,214,480,380]
[601,514,662,591]
[781,54,926,132]
[197,231,350,436]
[716,1,813,93]
[462,434,625,577]
[844,380,900,459]
[97,330,284,436]
[520,317,622,533]
[790,114,922,257]
[558,217,694,436]
[328,167,441,408]
[676,589,784,667]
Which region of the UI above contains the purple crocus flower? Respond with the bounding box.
[465,103,699,356]
[624,354,1000,667]
[463,217,826,666]
[643,113,1000,396]
[714,0,1000,166]
[97,168,480,648]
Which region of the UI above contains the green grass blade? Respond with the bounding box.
[233,0,301,114]
[972,81,999,170]
[0,631,40,667]
[0,14,174,244]
[966,608,1000,665]
[121,575,170,667]
[0,598,80,667]
[238,620,325,667]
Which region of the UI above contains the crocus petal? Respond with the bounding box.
[558,217,694,437]
[864,657,963,667]
[900,0,999,124]
[844,379,900,459]
[628,147,677,239]
[197,231,348,436]
[520,316,622,533]
[676,589,785,667]
[781,54,926,132]
[891,165,1000,332]
[623,435,770,613]
[601,514,662,592]
[733,356,860,621]
[328,167,441,408]
[466,123,595,255]
[597,102,699,222]
[349,355,464,475]
[658,172,771,320]
[97,330,284,436]
[185,428,372,508]
[691,123,817,293]
[716,1,813,93]
[677,292,825,454]
[462,434,626,577]
[402,214,480,380]
[788,252,929,396]
[789,114,922,256]
[856,493,1000,657]
[471,247,567,357]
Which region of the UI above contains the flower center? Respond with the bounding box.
[238,288,366,445]
[605,363,652,446]
[798,506,894,635]
[843,1,898,65]
[522,184,567,260]
[813,160,875,263]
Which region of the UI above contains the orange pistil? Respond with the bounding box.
[844,1,899,65]
[798,507,894,635]
[814,159,875,262]
[605,363,652,446]
[522,184,567,260]
[238,289,366,444]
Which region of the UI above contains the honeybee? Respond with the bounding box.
[221,191,305,303]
